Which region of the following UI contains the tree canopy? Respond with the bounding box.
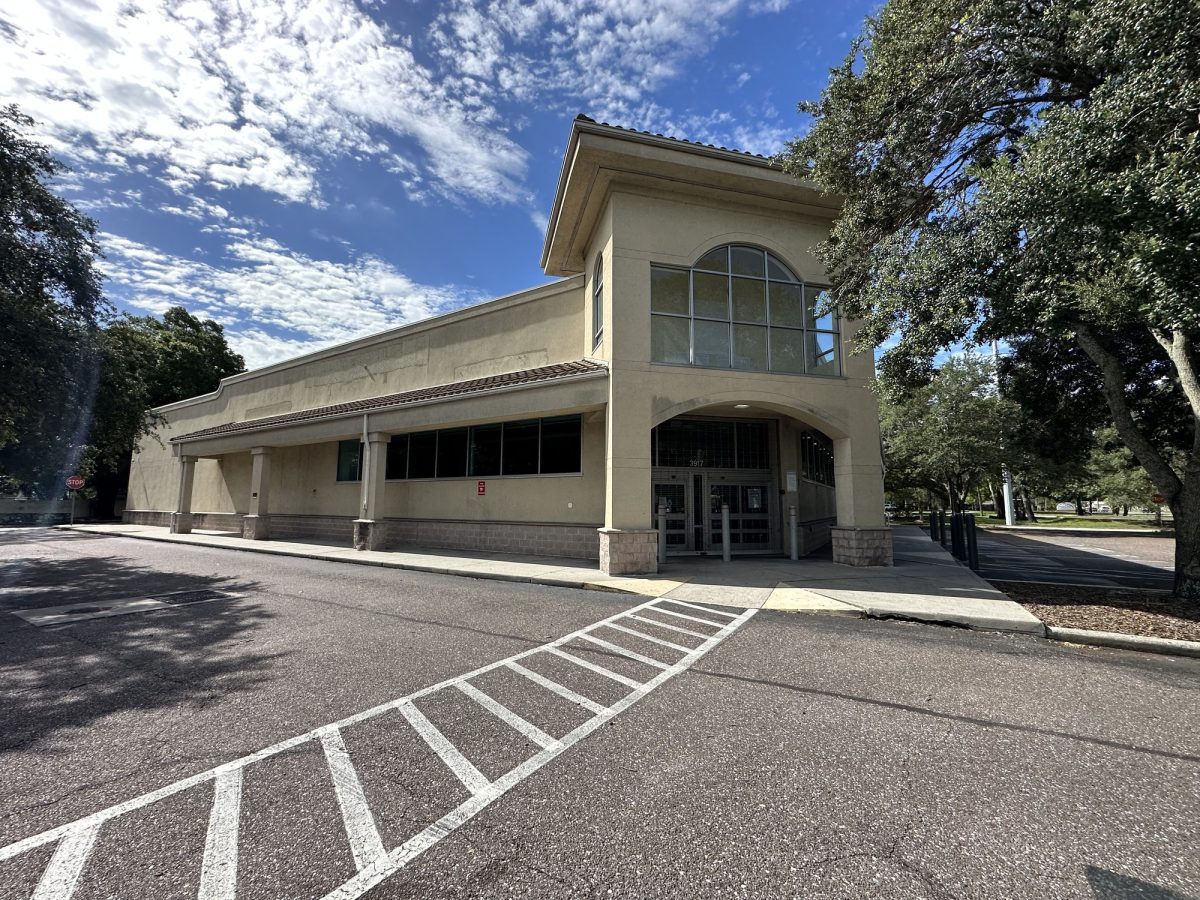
[879,354,1019,512]
[0,107,244,503]
[785,0,1200,596]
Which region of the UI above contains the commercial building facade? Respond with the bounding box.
[126,117,892,574]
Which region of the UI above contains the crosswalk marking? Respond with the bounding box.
[455,682,556,749]
[31,824,100,900]
[656,597,741,619]
[321,728,387,870]
[546,647,644,688]
[397,700,491,795]
[505,661,608,715]
[640,605,727,628]
[602,621,693,653]
[199,768,243,900]
[626,613,711,639]
[577,633,670,670]
[1,596,754,900]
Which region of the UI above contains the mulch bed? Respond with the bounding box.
[990,580,1200,643]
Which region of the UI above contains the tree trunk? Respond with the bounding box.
[1075,497,1084,515]
[1172,469,1200,600]
[1022,487,1038,523]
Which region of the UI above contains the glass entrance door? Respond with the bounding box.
[706,480,775,552]
[654,471,778,555]
[652,480,691,551]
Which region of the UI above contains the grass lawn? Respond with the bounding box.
[969,514,1172,531]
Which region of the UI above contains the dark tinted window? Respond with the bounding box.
[386,434,408,479]
[736,422,770,469]
[408,432,437,478]
[336,439,362,482]
[469,424,502,476]
[502,420,539,475]
[539,416,582,474]
[436,428,468,478]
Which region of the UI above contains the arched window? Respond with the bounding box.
[592,253,604,347]
[649,244,839,376]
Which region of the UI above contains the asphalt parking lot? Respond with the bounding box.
[1,529,1197,899]
[968,529,1177,591]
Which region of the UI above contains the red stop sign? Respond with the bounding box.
[1152,493,1165,505]
[66,475,85,491]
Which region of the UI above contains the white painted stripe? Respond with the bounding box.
[32,824,100,900]
[0,594,669,865]
[655,597,740,619]
[545,647,643,689]
[626,613,710,639]
[321,729,386,871]
[504,662,607,715]
[397,700,490,795]
[198,769,242,900]
[455,682,556,750]
[320,607,758,900]
[602,622,692,653]
[642,605,725,628]
[576,633,670,670]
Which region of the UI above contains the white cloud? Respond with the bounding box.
[0,0,529,206]
[100,232,483,369]
[428,0,796,152]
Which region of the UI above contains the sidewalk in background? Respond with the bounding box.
[59,523,1044,634]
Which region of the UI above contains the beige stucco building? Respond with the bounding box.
[126,117,892,574]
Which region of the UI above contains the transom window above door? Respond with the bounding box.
[650,244,840,376]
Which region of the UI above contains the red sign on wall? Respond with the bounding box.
[477,481,486,496]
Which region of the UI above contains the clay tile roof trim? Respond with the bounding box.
[172,359,608,443]
[574,114,775,162]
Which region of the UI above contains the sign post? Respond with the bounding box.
[65,475,85,525]
[1152,492,1165,527]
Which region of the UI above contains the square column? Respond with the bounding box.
[353,432,390,551]
[832,435,892,566]
[600,371,657,575]
[242,447,272,540]
[170,455,196,534]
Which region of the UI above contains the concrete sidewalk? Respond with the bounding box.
[59,523,1043,634]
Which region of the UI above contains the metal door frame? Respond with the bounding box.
[653,467,780,555]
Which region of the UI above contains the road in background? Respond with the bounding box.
[1,529,1197,898]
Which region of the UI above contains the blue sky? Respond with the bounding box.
[2,0,878,369]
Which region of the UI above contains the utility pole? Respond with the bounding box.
[993,339,1016,527]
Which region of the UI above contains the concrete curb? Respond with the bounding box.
[1045,626,1200,659]
[57,525,641,595]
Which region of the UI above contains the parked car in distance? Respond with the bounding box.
[1055,502,1075,512]
[1096,503,1113,514]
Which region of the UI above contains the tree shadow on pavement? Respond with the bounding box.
[1086,865,1194,899]
[0,553,279,752]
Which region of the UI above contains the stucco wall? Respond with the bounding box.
[129,278,588,513]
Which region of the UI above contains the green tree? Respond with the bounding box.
[879,355,1020,513]
[0,104,106,496]
[87,309,245,517]
[785,0,1200,597]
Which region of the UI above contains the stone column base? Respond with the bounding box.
[598,528,659,575]
[169,512,193,534]
[241,514,271,541]
[353,519,387,551]
[832,526,893,566]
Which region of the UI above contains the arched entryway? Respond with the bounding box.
[650,404,841,557]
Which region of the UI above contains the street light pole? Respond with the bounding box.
[993,339,1016,527]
